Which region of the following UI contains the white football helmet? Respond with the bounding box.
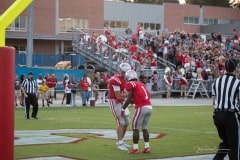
[164,67,171,74]
[119,62,131,73]
[125,70,138,81]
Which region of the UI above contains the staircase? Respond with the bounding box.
[72,28,178,94]
[72,28,141,75]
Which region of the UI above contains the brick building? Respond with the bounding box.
[1,0,239,56]
[1,0,103,55]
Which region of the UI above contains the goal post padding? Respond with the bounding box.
[0,47,15,160]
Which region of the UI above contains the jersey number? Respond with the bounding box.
[141,86,148,99]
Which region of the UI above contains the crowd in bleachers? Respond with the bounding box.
[76,24,240,97]
[80,24,240,81]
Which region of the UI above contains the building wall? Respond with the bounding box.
[2,0,104,55]
[34,40,56,54]
[203,6,240,20]
[2,1,240,37]
[105,2,240,34]
[164,3,201,33]
[6,39,27,47]
[34,0,56,35]
[1,0,240,56]
[104,1,164,34]
[59,0,104,33]
[201,23,240,35]
[0,0,26,14]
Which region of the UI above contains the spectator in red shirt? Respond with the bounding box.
[104,23,112,38]
[132,33,137,44]
[195,58,203,79]
[102,71,109,102]
[78,74,90,106]
[176,49,183,68]
[46,74,57,104]
[123,40,130,49]
[129,42,137,53]
[150,57,157,70]
[179,74,188,98]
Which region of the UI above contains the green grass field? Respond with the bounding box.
[15,105,219,160]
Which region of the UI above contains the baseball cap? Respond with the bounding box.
[28,72,34,75]
[225,58,237,72]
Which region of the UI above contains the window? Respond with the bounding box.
[7,16,27,31]
[105,20,129,29]
[194,18,199,24]
[116,21,122,28]
[82,19,88,29]
[110,21,116,28]
[204,18,239,25]
[203,19,208,25]
[13,45,27,54]
[183,17,199,25]
[122,22,128,28]
[230,20,236,24]
[104,21,109,28]
[73,19,80,28]
[58,46,73,55]
[59,18,66,32]
[66,18,73,32]
[105,21,160,31]
[144,23,150,30]
[150,23,155,30]
[138,22,161,30]
[203,18,218,25]
[156,24,161,30]
[189,17,194,24]
[59,18,89,32]
[209,19,213,25]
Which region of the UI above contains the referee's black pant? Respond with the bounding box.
[213,111,240,160]
[25,93,38,119]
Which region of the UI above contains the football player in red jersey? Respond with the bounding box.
[108,62,131,151]
[122,70,153,154]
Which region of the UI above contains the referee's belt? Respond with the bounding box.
[214,108,237,113]
[27,93,36,96]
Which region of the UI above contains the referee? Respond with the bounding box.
[212,58,240,160]
[21,72,39,119]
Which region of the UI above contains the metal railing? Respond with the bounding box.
[116,35,176,69]
[72,28,144,75]
[150,78,213,95]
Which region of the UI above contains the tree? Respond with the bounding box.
[123,0,179,4]
[230,0,240,8]
[185,0,231,8]
[124,0,240,8]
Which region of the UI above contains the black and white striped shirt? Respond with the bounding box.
[212,73,240,111]
[22,79,37,94]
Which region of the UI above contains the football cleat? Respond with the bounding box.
[118,143,128,151]
[116,142,131,148]
[128,148,139,154]
[142,148,150,153]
